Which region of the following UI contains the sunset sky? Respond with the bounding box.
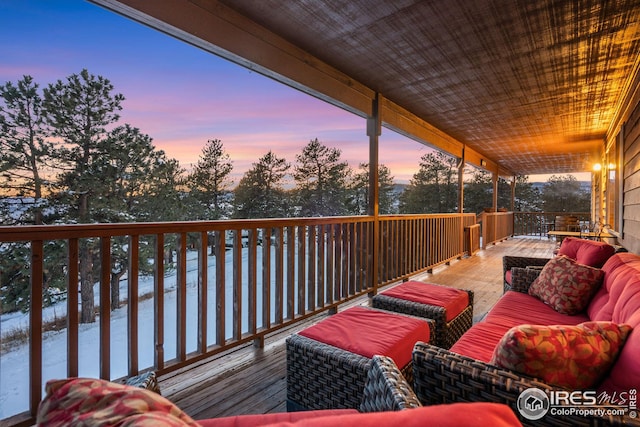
[1,1,581,185]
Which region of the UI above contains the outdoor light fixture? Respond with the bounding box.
[480,159,487,167]
[593,163,602,171]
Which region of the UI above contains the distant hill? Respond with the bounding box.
[530,181,591,191]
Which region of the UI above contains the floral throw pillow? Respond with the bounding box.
[36,377,200,426]
[528,255,604,315]
[490,321,632,389]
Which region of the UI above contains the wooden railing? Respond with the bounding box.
[513,212,591,238]
[464,223,481,255]
[477,211,514,248]
[0,213,476,425]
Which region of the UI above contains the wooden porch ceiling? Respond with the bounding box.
[92,0,640,176]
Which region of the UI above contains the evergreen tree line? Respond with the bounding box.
[0,71,590,317]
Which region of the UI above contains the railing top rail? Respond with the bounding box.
[0,216,376,242]
[513,211,590,215]
[380,213,476,220]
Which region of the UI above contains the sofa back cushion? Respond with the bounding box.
[600,284,640,395]
[588,253,640,320]
[557,237,615,268]
[588,253,640,394]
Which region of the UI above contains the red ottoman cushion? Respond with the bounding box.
[299,306,430,368]
[381,281,469,322]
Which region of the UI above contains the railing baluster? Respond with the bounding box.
[154,233,165,370]
[128,235,139,375]
[29,239,43,417]
[262,228,272,329]
[67,238,79,378]
[286,226,295,319]
[248,229,257,337]
[317,225,325,307]
[275,227,284,324]
[233,231,242,341]
[342,223,349,297]
[349,223,356,295]
[198,231,208,354]
[177,233,187,361]
[215,230,225,346]
[307,225,316,311]
[333,224,342,301]
[100,237,111,380]
[297,225,306,316]
[326,224,334,305]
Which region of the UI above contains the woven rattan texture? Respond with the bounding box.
[286,333,415,411]
[372,289,473,349]
[510,267,544,293]
[360,355,421,412]
[412,342,636,427]
[503,255,551,293]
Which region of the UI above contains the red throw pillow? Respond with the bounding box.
[490,322,632,389]
[36,377,200,426]
[529,255,604,315]
[557,237,615,268]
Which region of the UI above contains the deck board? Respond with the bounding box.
[161,237,555,422]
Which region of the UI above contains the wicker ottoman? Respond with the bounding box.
[286,306,432,411]
[372,281,473,349]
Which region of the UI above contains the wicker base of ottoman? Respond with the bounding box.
[286,307,432,411]
[286,334,415,411]
[372,283,473,349]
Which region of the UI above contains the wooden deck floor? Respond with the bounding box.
[160,237,556,422]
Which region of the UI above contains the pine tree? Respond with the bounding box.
[91,124,183,309]
[399,151,458,213]
[464,169,492,214]
[187,139,233,220]
[514,175,541,212]
[351,162,397,214]
[293,138,352,217]
[233,150,290,219]
[42,69,124,323]
[0,75,54,224]
[542,175,590,213]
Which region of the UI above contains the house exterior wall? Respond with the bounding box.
[620,96,640,253]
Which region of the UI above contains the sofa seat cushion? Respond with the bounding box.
[485,291,589,328]
[298,306,430,369]
[490,322,632,389]
[379,281,469,322]
[528,255,604,315]
[202,403,521,427]
[557,237,615,268]
[449,322,514,363]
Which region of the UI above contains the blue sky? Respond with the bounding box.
[0,0,441,185]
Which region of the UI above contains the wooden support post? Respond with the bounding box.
[368,93,381,297]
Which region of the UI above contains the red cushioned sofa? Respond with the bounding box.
[411,237,640,426]
[35,355,522,426]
